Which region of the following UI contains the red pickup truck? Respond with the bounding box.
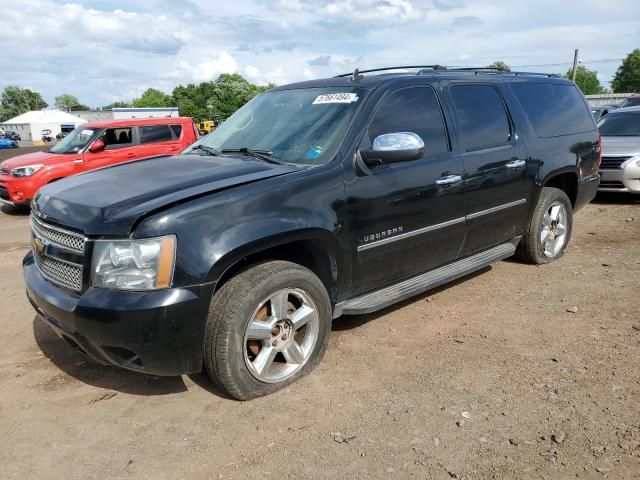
[0,117,198,207]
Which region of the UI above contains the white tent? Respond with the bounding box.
[0,110,86,142]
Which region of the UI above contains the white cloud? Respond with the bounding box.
[243,65,262,82]
[0,0,638,106]
[188,52,239,81]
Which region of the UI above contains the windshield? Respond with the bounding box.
[50,127,101,154]
[597,112,640,136]
[183,87,365,165]
[620,97,640,108]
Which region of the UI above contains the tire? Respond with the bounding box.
[516,187,573,264]
[204,260,332,400]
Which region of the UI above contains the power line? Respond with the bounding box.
[508,58,622,68]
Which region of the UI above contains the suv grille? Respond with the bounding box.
[33,254,84,292]
[0,187,9,202]
[31,215,86,252]
[30,215,86,292]
[599,156,631,170]
[0,167,9,176]
[599,180,624,189]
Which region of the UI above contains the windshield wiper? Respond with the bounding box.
[221,148,286,166]
[189,145,221,156]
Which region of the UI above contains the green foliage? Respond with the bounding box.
[55,93,90,111]
[207,73,274,120]
[611,49,640,93]
[1,74,273,122]
[171,82,217,121]
[100,101,132,110]
[487,61,510,71]
[132,88,173,108]
[171,74,274,122]
[564,65,604,95]
[0,86,48,122]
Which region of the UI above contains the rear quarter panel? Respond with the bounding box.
[503,81,598,214]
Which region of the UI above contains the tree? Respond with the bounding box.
[564,65,604,95]
[55,93,90,111]
[100,101,132,110]
[171,82,213,121]
[0,86,48,122]
[132,88,172,108]
[171,74,274,122]
[206,73,274,120]
[487,61,510,71]
[611,49,640,93]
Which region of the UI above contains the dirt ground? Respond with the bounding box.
[0,195,639,480]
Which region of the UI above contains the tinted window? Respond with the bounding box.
[140,125,173,144]
[620,97,640,108]
[103,127,132,149]
[597,112,640,136]
[511,83,594,138]
[451,84,511,151]
[169,124,182,138]
[368,86,449,155]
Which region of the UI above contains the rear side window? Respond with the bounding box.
[368,86,449,156]
[511,83,594,138]
[139,125,173,144]
[169,124,182,138]
[450,84,511,152]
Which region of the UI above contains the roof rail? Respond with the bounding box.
[334,65,447,79]
[335,65,561,79]
[445,67,560,78]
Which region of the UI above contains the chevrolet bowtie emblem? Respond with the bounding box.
[32,236,47,256]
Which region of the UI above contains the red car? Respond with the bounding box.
[0,117,198,207]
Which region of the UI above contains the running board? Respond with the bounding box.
[334,237,520,317]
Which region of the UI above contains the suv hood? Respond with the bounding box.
[601,136,640,156]
[34,154,297,235]
[0,150,70,170]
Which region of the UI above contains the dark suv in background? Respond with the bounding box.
[24,66,600,400]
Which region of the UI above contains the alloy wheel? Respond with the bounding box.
[540,201,568,258]
[243,288,319,383]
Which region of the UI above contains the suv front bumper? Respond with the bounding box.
[598,161,640,193]
[24,251,212,376]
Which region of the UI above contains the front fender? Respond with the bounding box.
[133,164,349,292]
[207,225,343,284]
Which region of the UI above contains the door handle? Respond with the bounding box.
[435,174,462,185]
[506,159,526,169]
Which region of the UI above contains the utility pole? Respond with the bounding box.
[571,49,579,82]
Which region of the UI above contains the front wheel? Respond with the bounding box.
[204,260,332,400]
[516,187,573,264]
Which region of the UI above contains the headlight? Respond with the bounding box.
[621,155,640,169]
[91,235,176,290]
[12,164,43,177]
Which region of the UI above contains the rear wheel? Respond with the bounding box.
[204,260,331,400]
[516,187,573,264]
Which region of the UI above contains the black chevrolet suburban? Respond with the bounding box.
[24,66,600,399]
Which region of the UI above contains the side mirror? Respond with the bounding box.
[89,139,105,153]
[359,132,425,167]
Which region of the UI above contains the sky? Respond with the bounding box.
[1,0,639,108]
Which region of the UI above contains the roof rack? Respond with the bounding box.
[335,65,560,80]
[444,67,560,78]
[334,65,447,79]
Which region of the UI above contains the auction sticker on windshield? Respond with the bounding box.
[313,93,358,105]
